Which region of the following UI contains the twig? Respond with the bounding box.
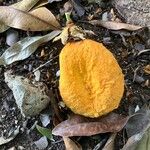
[137,49,150,56]
[33,55,58,72]
[132,66,140,82]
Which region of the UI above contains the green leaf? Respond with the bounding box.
[36,124,52,140]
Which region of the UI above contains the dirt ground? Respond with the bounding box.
[0,0,150,150]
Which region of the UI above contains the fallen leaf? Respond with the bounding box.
[88,20,142,31]
[36,125,52,140]
[63,137,82,150]
[136,127,150,150]
[52,113,129,137]
[0,0,40,32]
[48,0,62,3]
[125,109,150,137]
[102,133,116,150]
[0,30,61,65]
[32,0,49,9]
[29,7,60,29]
[12,0,40,11]
[144,65,150,74]
[0,6,60,31]
[4,71,50,116]
[53,24,85,45]
[122,108,150,150]
[53,26,69,44]
[88,0,103,3]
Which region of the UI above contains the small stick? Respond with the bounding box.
[137,49,150,56]
[132,66,140,82]
[33,55,58,72]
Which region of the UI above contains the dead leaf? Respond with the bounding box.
[53,24,85,45]
[33,0,49,9]
[63,137,82,150]
[53,26,69,44]
[136,127,150,150]
[122,132,144,150]
[48,0,62,3]
[0,30,61,65]
[122,108,150,150]
[30,7,60,29]
[12,0,40,11]
[144,65,150,74]
[52,113,129,137]
[0,6,60,31]
[89,20,142,31]
[0,0,40,32]
[102,133,116,150]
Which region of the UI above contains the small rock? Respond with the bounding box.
[8,147,16,150]
[18,146,25,150]
[134,75,145,84]
[102,12,108,21]
[4,71,50,116]
[56,70,60,77]
[134,43,145,51]
[6,29,19,46]
[135,105,140,112]
[34,70,41,81]
[34,136,48,150]
[40,114,50,127]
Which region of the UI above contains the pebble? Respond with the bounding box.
[8,147,16,150]
[6,29,19,46]
[134,75,145,84]
[34,136,48,150]
[56,70,60,77]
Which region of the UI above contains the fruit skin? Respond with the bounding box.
[59,39,124,118]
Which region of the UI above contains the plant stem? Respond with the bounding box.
[65,12,72,24]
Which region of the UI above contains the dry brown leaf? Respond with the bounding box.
[0,0,40,32]
[30,7,60,29]
[52,113,129,137]
[12,0,40,11]
[0,6,60,31]
[32,0,49,9]
[144,65,150,74]
[102,133,116,150]
[63,137,82,150]
[89,20,142,31]
[53,24,85,45]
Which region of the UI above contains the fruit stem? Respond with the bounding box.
[65,12,73,25]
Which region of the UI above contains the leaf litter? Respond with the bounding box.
[0,1,149,149]
[52,113,129,137]
[63,137,82,150]
[0,0,40,32]
[0,30,61,65]
[88,20,142,31]
[122,108,150,150]
[0,6,60,31]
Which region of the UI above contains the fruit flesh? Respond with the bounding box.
[59,39,124,118]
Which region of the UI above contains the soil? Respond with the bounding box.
[0,0,150,150]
